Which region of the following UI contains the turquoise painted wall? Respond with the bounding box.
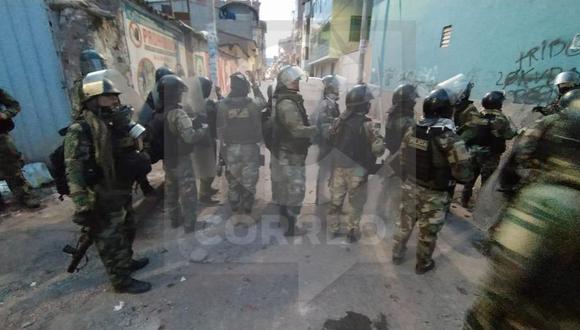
[369,0,580,106]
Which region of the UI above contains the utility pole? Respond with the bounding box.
[357,0,370,84]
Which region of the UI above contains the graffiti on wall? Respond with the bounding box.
[497,37,580,104]
[381,66,439,94]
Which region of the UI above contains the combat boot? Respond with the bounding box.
[129,257,149,271]
[415,260,436,275]
[114,278,152,294]
[392,243,407,265]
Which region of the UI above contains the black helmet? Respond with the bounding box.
[230,72,250,96]
[80,49,106,76]
[481,91,506,110]
[392,84,418,106]
[346,84,374,110]
[198,76,213,99]
[157,74,188,110]
[423,88,452,118]
[155,67,175,83]
[559,89,580,109]
[322,75,340,96]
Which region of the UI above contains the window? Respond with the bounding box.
[440,25,453,48]
[349,16,372,42]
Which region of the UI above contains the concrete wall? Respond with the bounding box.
[370,0,580,107]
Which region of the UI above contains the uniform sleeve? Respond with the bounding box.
[510,117,553,180]
[277,99,317,138]
[64,123,93,213]
[316,100,334,140]
[251,85,267,110]
[492,113,517,140]
[168,108,208,144]
[364,121,386,157]
[0,88,21,119]
[436,130,474,183]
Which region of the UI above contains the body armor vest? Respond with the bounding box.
[274,94,311,154]
[471,112,506,154]
[333,113,375,170]
[403,124,453,190]
[219,97,262,144]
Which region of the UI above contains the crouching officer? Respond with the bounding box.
[0,88,41,210]
[148,75,209,232]
[393,88,473,274]
[271,65,318,236]
[217,73,266,214]
[328,84,385,242]
[64,71,152,293]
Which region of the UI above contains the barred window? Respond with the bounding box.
[440,25,453,48]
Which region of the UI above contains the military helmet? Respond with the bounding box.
[392,84,418,105]
[554,71,579,95]
[277,65,306,90]
[156,74,188,109]
[423,88,452,118]
[198,76,213,99]
[322,75,340,95]
[80,49,106,76]
[345,84,374,108]
[559,89,580,109]
[229,72,250,95]
[81,70,121,103]
[481,91,506,110]
[155,67,175,83]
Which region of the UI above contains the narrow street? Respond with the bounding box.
[0,150,487,330]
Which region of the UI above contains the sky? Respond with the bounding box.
[259,0,295,58]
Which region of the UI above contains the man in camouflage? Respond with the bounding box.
[328,84,385,242]
[459,91,517,207]
[464,89,580,329]
[196,76,219,205]
[217,73,266,214]
[64,71,151,293]
[393,88,473,274]
[148,74,209,232]
[313,75,341,204]
[532,70,579,116]
[0,88,40,210]
[271,65,317,236]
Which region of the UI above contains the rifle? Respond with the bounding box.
[63,231,93,273]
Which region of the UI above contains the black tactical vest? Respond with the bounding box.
[402,124,453,190]
[333,113,375,171]
[219,97,262,144]
[471,113,506,154]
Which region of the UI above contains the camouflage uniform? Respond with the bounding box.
[329,116,384,233]
[198,98,218,201]
[465,105,580,329]
[64,113,137,288]
[70,79,84,120]
[313,96,340,203]
[0,88,37,207]
[271,91,317,227]
[163,106,207,231]
[394,118,473,269]
[460,108,517,206]
[217,94,265,213]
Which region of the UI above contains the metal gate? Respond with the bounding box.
[0,0,71,161]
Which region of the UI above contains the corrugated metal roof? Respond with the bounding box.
[0,0,71,162]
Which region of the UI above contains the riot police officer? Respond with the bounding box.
[196,76,219,205]
[533,71,579,116]
[0,88,41,210]
[328,84,385,242]
[460,91,516,208]
[384,84,418,155]
[464,89,580,329]
[64,71,151,293]
[313,75,341,204]
[148,75,209,232]
[271,65,317,236]
[217,73,266,214]
[393,88,473,274]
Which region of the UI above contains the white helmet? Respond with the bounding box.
[276,65,306,90]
